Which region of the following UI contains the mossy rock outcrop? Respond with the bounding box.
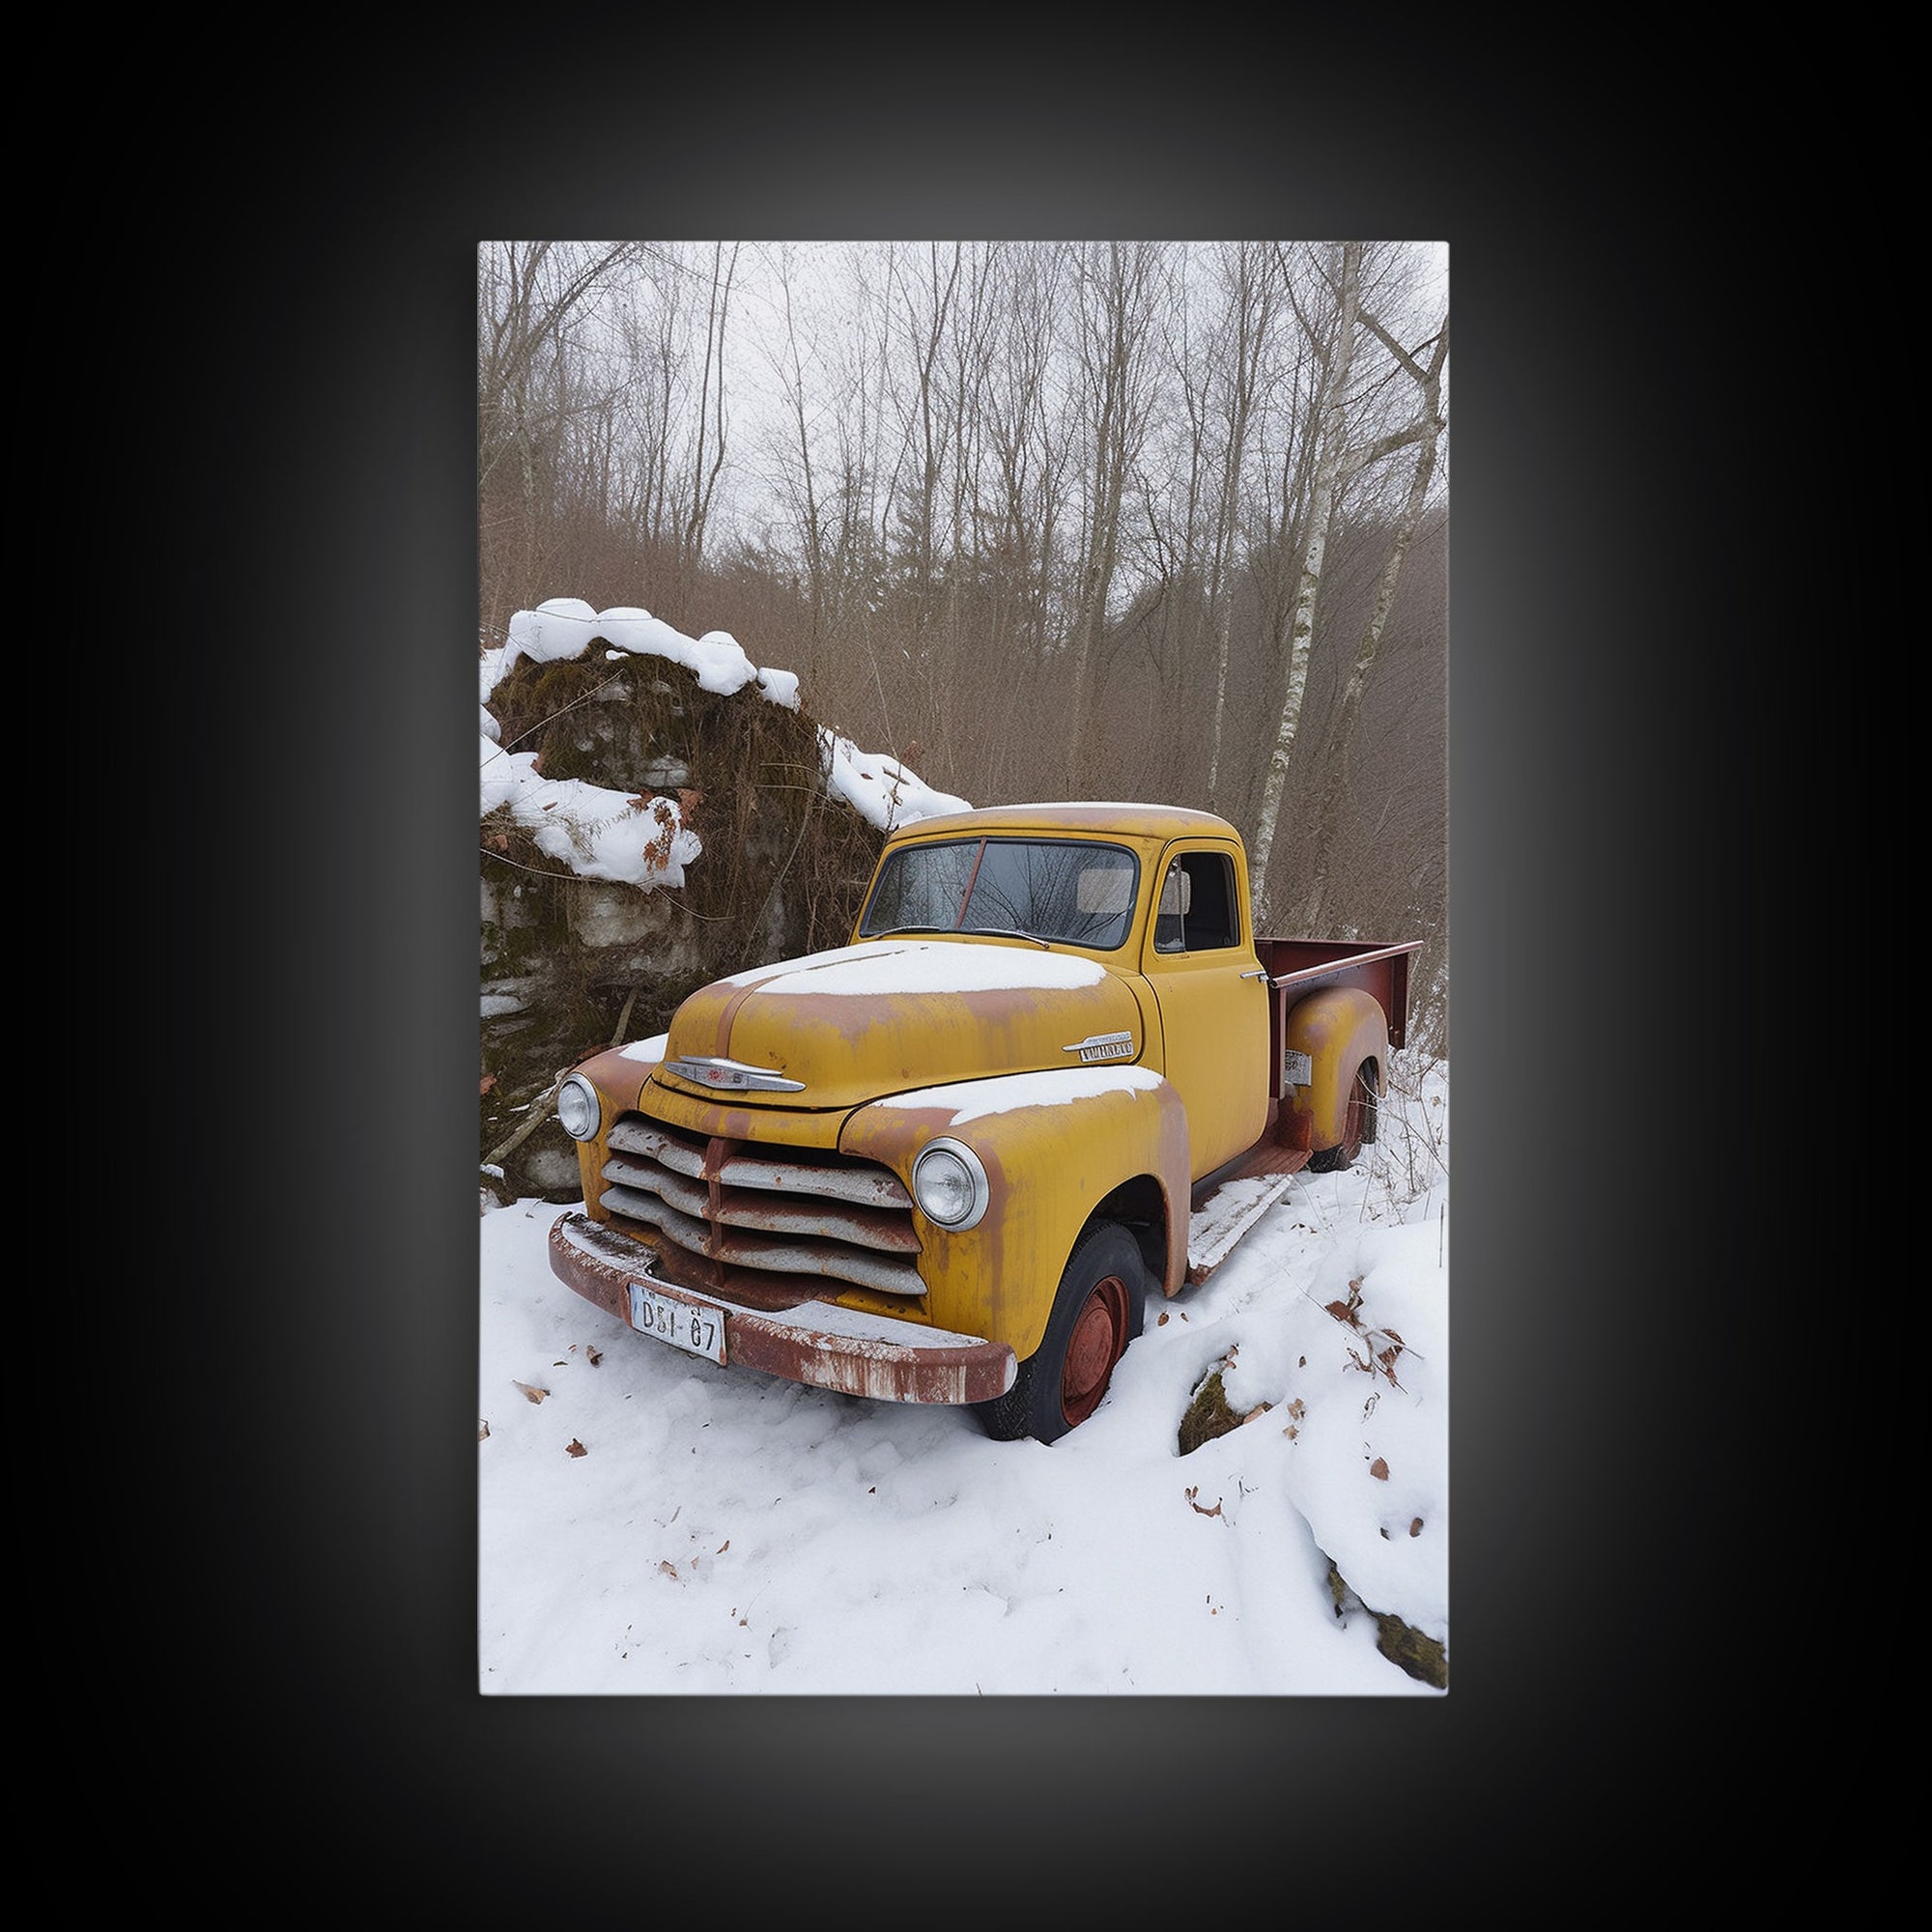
[480,648,885,1203]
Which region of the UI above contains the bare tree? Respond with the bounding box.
[1203,242,1280,809]
[754,242,834,643]
[477,241,639,637]
[675,242,740,595]
[982,242,1071,668]
[1063,241,1168,788]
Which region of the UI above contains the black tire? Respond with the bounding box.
[972,1221,1148,1444]
[1308,1063,1375,1174]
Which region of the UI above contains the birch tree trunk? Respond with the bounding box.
[1292,315,1448,934]
[1246,242,1362,911]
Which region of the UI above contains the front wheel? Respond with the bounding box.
[973,1221,1148,1444]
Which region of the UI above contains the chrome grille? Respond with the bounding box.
[596,1114,926,1298]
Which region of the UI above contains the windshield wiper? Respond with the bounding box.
[963,925,1052,949]
[871,922,1052,949]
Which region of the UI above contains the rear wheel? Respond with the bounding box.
[1308,1063,1376,1173]
[973,1221,1148,1444]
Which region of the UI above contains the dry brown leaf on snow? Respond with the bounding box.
[587,1347,602,1367]
[566,1439,587,1458]
[1369,1457,1389,1481]
[1326,1280,1368,1329]
[1184,1486,1224,1519]
[717,1540,729,1553]
[478,1421,490,1441]
[658,1561,679,1580]
[514,1380,549,1404]
[1408,1518,1424,1537]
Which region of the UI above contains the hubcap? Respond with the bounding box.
[1061,1275,1128,1424]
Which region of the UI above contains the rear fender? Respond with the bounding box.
[1281,987,1388,1153]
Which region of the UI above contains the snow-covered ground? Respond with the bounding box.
[479,1052,1448,1695]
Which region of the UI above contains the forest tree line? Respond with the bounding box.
[478,239,1449,1053]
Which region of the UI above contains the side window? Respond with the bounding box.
[1154,850,1239,953]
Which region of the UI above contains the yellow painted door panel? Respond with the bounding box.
[1142,843,1269,1179]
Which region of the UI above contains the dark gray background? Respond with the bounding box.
[131,49,1782,1914]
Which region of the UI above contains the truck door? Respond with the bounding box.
[1141,842,1269,1179]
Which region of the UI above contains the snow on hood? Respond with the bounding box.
[658,938,1139,1113]
[720,938,1106,996]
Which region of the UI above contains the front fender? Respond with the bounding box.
[559,1038,666,1208]
[1282,987,1389,1152]
[840,1069,1191,1363]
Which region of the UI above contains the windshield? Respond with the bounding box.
[859,838,1141,951]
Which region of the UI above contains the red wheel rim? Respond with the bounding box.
[1061,1274,1129,1425]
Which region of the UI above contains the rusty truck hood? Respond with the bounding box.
[651,938,1144,1111]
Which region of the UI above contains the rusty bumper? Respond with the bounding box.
[549,1211,1017,1406]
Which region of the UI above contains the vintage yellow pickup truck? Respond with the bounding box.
[548,802,1420,1442]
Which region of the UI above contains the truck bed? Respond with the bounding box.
[1257,936,1422,1060]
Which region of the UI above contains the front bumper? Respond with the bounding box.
[549,1211,1017,1406]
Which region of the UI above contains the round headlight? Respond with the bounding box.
[555,1072,602,1142]
[911,1137,989,1231]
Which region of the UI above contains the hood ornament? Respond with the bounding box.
[662,1054,806,1094]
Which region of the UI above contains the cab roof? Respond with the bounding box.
[884,800,1241,843]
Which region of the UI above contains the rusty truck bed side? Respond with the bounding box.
[1257,936,1423,1052]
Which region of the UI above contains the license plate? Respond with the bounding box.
[628,1279,727,1365]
